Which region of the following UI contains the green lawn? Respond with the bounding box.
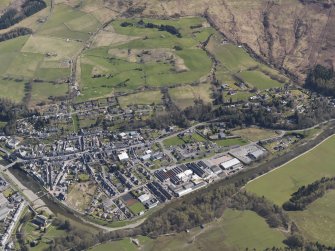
[6,52,44,78]
[163,136,185,147]
[224,91,253,103]
[289,190,335,246]
[163,133,207,147]
[128,202,145,215]
[246,135,335,205]
[238,70,282,90]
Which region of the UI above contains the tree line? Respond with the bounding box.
[283,177,335,211]
[0,27,32,42]
[121,20,182,37]
[0,0,46,30]
[0,98,38,135]
[305,64,335,96]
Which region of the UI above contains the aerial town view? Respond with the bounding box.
[1,0,335,250]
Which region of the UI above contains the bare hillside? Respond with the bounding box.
[105,0,335,82]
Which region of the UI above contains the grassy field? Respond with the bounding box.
[90,209,286,251]
[90,237,152,251]
[23,222,67,251]
[238,70,282,90]
[0,79,25,103]
[169,83,213,110]
[232,127,279,142]
[246,135,335,205]
[66,182,96,212]
[30,82,68,105]
[37,4,100,41]
[289,190,335,246]
[214,138,248,147]
[118,91,162,108]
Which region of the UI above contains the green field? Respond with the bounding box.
[238,70,282,90]
[289,190,335,246]
[219,209,286,250]
[207,37,258,73]
[118,90,162,108]
[90,209,286,251]
[246,135,335,205]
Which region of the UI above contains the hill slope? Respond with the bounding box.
[104,0,335,82]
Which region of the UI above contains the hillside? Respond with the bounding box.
[104,0,335,82]
[1,0,334,83]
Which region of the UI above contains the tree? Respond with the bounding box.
[284,235,304,248]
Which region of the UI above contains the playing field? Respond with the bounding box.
[289,190,335,246]
[246,135,335,205]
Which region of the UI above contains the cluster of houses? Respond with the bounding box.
[0,176,27,248]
